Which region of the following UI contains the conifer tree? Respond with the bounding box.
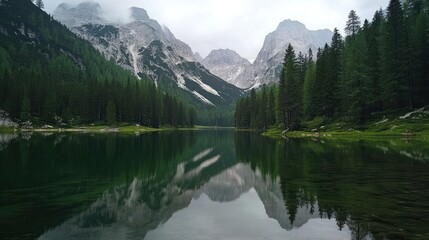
[407,1,429,107]
[278,63,287,128]
[249,89,258,128]
[35,0,44,9]
[256,85,268,129]
[283,44,299,129]
[20,93,31,122]
[106,99,117,127]
[366,10,385,112]
[381,0,408,109]
[266,87,277,126]
[345,10,361,36]
[303,49,316,119]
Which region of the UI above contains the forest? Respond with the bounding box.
[0,0,196,128]
[235,0,429,130]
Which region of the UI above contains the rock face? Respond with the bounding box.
[202,49,254,89]
[202,20,332,89]
[193,52,204,62]
[53,2,242,106]
[251,19,332,88]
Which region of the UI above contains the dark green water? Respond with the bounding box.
[0,131,428,240]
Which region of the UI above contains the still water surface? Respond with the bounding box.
[0,131,428,239]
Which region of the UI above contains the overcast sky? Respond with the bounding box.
[43,0,390,61]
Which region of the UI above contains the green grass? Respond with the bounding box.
[263,108,429,140]
[13,124,202,134]
[0,126,15,132]
[262,128,284,139]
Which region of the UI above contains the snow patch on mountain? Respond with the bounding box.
[53,2,242,106]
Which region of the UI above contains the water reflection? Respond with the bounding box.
[236,133,429,240]
[39,163,337,240]
[0,131,428,240]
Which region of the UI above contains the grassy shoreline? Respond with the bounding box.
[262,127,429,140]
[0,125,223,134]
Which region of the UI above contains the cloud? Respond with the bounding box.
[44,0,390,60]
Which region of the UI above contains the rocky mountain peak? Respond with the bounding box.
[201,19,332,89]
[276,19,306,32]
[53,2,104,27]
[202,49,254,89]
[194,52,203,62]
[249,19,332,87]
[53,2,242,106]
[129,7,150,22]
[203,49,251,66]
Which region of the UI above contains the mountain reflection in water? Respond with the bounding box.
[0,131,428,240]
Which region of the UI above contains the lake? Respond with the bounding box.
[0,130,428,240]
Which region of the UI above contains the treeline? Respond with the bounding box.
[234,86,277,129]
[236,0,429,129]
[0,0,195,127]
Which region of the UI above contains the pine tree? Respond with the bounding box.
[407,3,429,107]
[303,49,316,119]
[256,85,268,129]
[381,0,409,109]
[20,93,31,122]
[283,44,299,129]
[35,0,44,9]
[322,29,343,117]
[345,10,361,36]
[366,10,385,112]
[278,62,287,128]
[106,99,117,127]
[43,92,56,123]
[249,89,258,128]
[341,29,371,123]
[266,86,277,127]
[312,46,329,117]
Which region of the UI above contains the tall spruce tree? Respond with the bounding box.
[256,85,268,129]
[20,93,31,122]
[283,44,300,129]
[326,28,343,116]
[106,99,117,127]
[313,46,329,117]
[407,1,429,107]
[303,49,316,119]
[366,10,385,112]
[278,57,287,127]
[341,28,371,123]
[345,10,361,36]
[266,86,277,126]
[381,0,409,109]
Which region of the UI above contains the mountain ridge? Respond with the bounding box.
[53,2,243,106]
[202,19,333,89]
[201,49,254,89]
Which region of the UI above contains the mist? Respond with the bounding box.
[44,0,390,60]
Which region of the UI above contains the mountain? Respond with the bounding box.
[0,0,194,126]
[194,52,203,62]
[202,49,254,89]
[53,2,243,106]
[251,20,332,88]
[203,20,332,89]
